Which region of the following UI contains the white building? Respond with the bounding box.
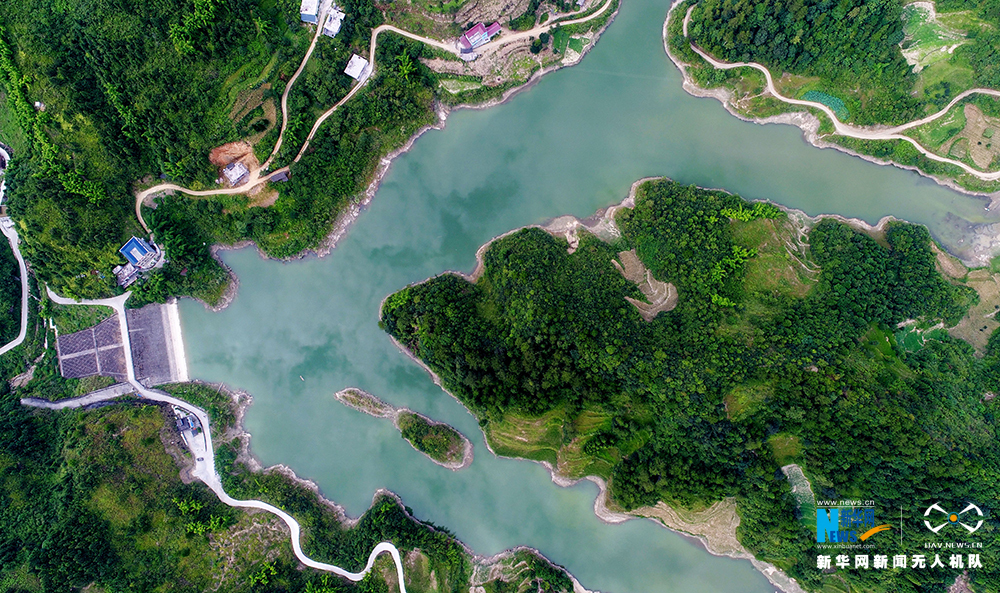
[300,0,319,23]
[222,161,249,186]
[344,54,370,81]
[323,7,345,37]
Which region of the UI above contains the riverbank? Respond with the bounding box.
[205,382,590,592]
[186,1,621,313]
[377,176,837,592]
[378,173,1000,593]
[662,0,1000,198]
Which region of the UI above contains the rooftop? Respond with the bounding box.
[223,161,249,185]
[323,9,345,37]
[345,54,370,80]
[119,237,155,268]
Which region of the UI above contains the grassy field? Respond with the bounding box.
[483,405,623,480]
[731,217,818,299]
[901,3,968,74]
[46,301,113,335]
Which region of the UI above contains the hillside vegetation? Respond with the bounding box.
[0,378,576,592]
[382,179,1000,593]
[672,0,1000,191]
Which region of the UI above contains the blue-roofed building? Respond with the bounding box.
[114,237,161,287]
[120,237,154,267]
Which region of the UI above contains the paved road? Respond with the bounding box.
[0,218,29,356]
[36,287,409,590]
[21,383,136,409]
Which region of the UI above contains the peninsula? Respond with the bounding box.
[381,178,1000,592]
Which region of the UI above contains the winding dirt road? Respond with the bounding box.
[262,5,334,171]
[133,2,614,228]
[35,287,410,592]
[474,0,614,54]
[678,5,1000,181]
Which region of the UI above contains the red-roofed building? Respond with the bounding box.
[459,22,501,51]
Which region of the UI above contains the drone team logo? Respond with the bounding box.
[923,503,984,534]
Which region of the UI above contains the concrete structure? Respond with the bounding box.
[344,54,371,80]
[323,7,345,37]
[120,236,156,268]
[223,161,249,186]
[112,262,138,288]
[55,302,188,387]
[300,0,319,23]
[459,22,501,51]
[176,412,201,433]
[115,236,160,287]
[127,303,188,387]
[56,315,129,382]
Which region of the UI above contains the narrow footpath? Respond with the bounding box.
[30,287,409,591]
[0,217,29,356]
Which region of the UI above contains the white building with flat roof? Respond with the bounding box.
[323,7,345,37]
[344,54,370,80]
[301,0,319,23]
[223,161,249,186]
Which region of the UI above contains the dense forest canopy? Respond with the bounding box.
[686,0,1000,125]
[0,0,437,303]
[382,180,1000,592]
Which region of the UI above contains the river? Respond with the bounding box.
[178,0,999,590]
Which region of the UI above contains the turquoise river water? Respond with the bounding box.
[179,0,1000,590]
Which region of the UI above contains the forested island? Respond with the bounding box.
[381,178,1000,592]
[666,0,1000,193]
[0,0,615,306]
[335,388,473,469]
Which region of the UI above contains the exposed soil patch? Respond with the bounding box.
[948,268,1000,354]
[932,241,968,279]
[635,498,749,559]
[209,141,254,167]
[612,249,678,321]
